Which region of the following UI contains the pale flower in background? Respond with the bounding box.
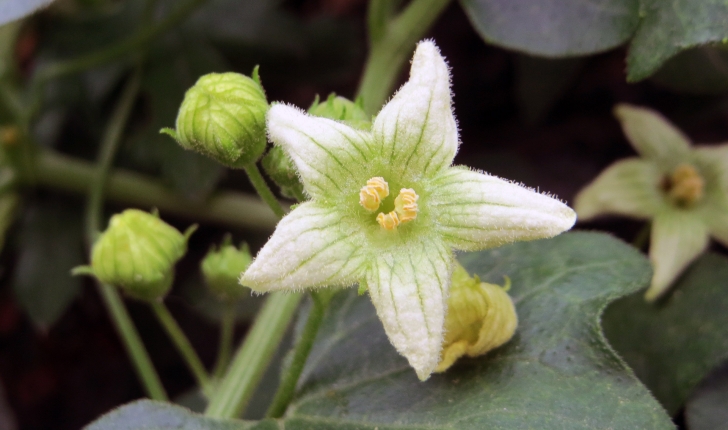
[575,104,728,301]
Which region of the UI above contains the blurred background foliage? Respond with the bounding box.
[0,0,727,429]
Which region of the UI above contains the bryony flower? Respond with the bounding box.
[241,41,576,380]
[575,104,728,301]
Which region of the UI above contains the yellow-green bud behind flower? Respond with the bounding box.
[261,146,306,201]
[436,262,518,373]
[308,93,370,131]
[201,235,252,301]
[161,70,269,168]
[88,209,194,301]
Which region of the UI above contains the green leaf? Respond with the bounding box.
[458,0,640,56]
[12,200,84,330]
[84,399,268,429]
[124,36,226,200]
[602,253,728,414]
[279,232,672,429]
[685,361,728,430]
[627,0,728,82]
[650,46,728,94]
[515,55,583,124]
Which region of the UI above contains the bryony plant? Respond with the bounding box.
[240,41,576,380]
[575,104,728,301]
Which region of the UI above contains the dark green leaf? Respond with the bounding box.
[515,54,583,124]
[685,361,728,430]
[627,0,728,81]
[650,46,728,94]
[84,399,261,429]
[459,0,639,56]
[281,232,672,429]
[12,199,84,330]
[602,253,728,415]
[124,35,226,200]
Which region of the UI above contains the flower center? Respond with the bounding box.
[661,163,704,207]
[359,177,419,230]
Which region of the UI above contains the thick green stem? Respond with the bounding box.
[213,303,236,380]
[243,163,286,218]
[356,0,453,114]
[266,291,331,418]
[98,283,168,400]
[33,150,282,230]
[34,0,209,84]
[84,67,167,401]
[150,301,212,392]
[205,292,303,419]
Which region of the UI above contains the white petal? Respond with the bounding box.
[574,158,665,221]
[646,212,709,301]
[614,104,691,169]
[372,40,458,179]
[366,237,452,381]
[267,104,374,199]
[240,202,366,292]
[428,167,576,251]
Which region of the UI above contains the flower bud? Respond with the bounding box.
[87,209,194,301]
[261,145,306,201]
[308,93,370,130]
[161,70,269,168]
[201,235,252,301]
[436,262,518,373]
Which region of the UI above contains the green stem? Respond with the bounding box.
[356,0,453,114]
[34,0,209,85]
[84,66,167,401]
[205,292,303,419]
[213,303,236,380]
[150,301,212,392]
[98,283,168,400]
[266,291,331,418]
[32,150,282,230]
[85,68,142,238]
[243,163,286,218]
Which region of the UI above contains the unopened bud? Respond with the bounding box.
[81,209,195,301]
[261,146,305,201]
[436,262,518,373]
[161,70,269,168]
[201,235,252,301]
[308,93,370,130]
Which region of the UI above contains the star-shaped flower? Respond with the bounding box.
[241,41,576,380]
[575,104,728,301]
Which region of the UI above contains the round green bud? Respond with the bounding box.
[90,209,194,301]
[201,235,252,301]
[161,70,269,168]
[261,145,306,201]
[308,93,370,130]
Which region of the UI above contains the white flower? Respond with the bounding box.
[241,41,576,380]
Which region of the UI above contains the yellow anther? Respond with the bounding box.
[394,188,419,223]
[376,211,400,230]
[359,177,389,212]
[666,163,704,207]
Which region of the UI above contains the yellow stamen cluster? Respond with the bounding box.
[359,178,421,230]
[359,177,389,212]
[376,211,400,230]
[395,188,419,222]
[666,163,704,207]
